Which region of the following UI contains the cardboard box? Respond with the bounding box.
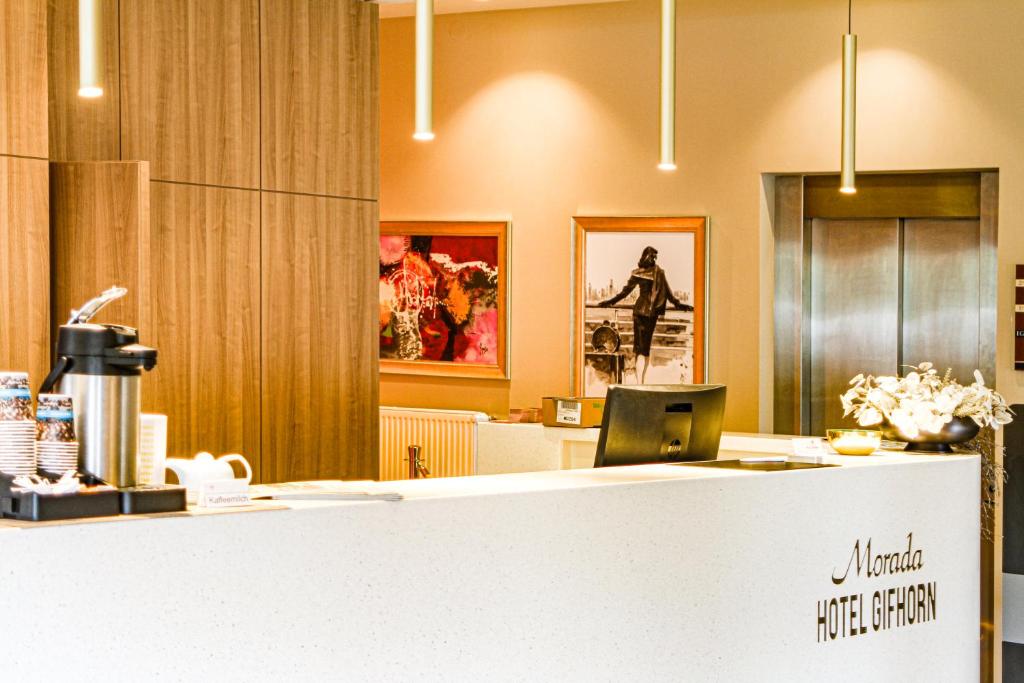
[541,396,606,429]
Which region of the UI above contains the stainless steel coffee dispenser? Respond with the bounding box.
[39,291,157,487]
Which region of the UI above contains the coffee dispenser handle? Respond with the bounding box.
[67,286,128,325]
[39,355,73,395]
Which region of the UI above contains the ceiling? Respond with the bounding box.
[374,0,626,20]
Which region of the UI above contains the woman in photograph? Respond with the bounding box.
[597,246,692,383]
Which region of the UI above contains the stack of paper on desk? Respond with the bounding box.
[249,480,403,502]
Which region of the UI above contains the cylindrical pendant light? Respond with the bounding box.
[413,0,434,141]
[78,0,103,98]
[658,0,676,171]
[839,2,856,193]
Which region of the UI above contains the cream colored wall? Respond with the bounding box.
[379,0,1024,431]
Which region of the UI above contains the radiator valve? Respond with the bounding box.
[405,445,431,479]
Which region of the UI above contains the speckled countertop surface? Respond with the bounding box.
[0,445,975,530]
[0,442,979,681]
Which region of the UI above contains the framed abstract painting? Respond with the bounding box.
[571,216,707,397]
[379,220,510,379]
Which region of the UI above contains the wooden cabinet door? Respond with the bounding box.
[146,182,261,471]
[260,0,379,199]
[0,157,50,384]
[0,0,47,158]
[47,0,121,161]
[261,191,378,482]
[119,0,260,187]
[49,161,149,333]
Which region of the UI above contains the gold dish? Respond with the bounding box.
[826,429,881,456]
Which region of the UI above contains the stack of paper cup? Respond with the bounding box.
[0,372,37,476]
[138,414,168,485]
[35,394,79,476]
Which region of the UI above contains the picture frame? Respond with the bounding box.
[379,220,510,379]
[571,216,708,397]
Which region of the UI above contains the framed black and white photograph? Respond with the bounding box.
[572,216,707,397]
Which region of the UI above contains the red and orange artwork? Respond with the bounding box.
[379,230,503,373]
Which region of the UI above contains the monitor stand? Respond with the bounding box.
[660,402,693,460]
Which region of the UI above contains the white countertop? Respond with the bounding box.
[303,448,972,500]
[0,443,971,530]
[475,422,962,473]
[0,445,980,681]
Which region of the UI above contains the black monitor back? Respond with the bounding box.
[594,384,727,467]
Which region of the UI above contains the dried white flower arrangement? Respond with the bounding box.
[840,362,1013,439]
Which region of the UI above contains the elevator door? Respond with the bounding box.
[809,219,899,434]
[807,217,984,435]
[901,218,982,383]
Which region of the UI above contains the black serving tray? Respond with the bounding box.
[0,488,120,522]
[119,485,187,515]
[0,472,121,522]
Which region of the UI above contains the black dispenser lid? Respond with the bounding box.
[56,323,139,356]
[52,324,158,375]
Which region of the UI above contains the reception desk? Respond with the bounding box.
[0,441,979,681]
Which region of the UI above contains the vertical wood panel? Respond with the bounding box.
[119,0,259,187]
[0,0,48,157]
[804,172,981,219]
[261,192,378,482]
[145,182,261,472]
[50,161,149,333]
[260,0,379,199]
[47,0,121,161]
[43,0,381,483]
[0,157,50,383]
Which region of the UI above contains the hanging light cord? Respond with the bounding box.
[848,0,852,34]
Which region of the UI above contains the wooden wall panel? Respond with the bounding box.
[805,172,981,219]
[49,161,149,333]
[260,0,379,199]
[261,192,378,482]
[0,157,50,383]
[47,0,121,161]
[0,0,48,157]
[41,0,381,482]
[145,182,261,472]
[119,0,259,188]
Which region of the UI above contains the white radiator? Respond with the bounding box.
[379,407,490,480]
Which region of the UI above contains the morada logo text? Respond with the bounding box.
[817,533,936,642]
